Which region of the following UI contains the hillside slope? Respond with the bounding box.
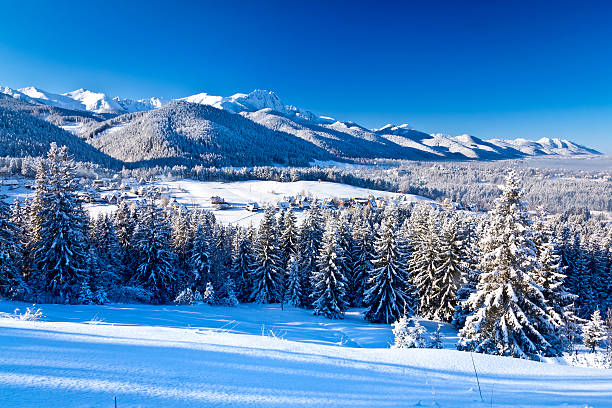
[82,101,333,167]
[0,301,610,408]
[0,94,120,167]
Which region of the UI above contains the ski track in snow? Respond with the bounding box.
[0,301,611,407]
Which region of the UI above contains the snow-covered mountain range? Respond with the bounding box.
[0,86,165,114]
[0,84,600,166]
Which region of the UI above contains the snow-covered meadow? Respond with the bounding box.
[151,180,431,226]
[0,301,611,408]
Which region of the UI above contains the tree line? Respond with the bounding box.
[0,144,611,361]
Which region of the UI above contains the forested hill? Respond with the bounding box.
[0,94,121,168]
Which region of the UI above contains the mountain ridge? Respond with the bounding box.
[0,84,601,168]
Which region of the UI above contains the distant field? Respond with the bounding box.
[154,180,431,225]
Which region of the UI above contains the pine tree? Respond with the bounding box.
[573,245,595,318]
[392,316,428,348]
[231,227,253,302]
[0,200,25,299]
[203,281,215,305]
[130,201,177,303]
[32,144,89,303]
[458,171,562,360]
[583,309,606,352]
[364,217,411,323]
[350,219,373,307]
[298,205,323,306]
[189,224,211,292]
[409,210,441,317]
[312,219,348,319]
[278,208,298,270]
[250,208,283,303]
[432,215,467,322]
[532,224,576,332]
[170,205,192,274]
[285,253,302,307]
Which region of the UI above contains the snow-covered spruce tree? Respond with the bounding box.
[453,215,480,329]
[202,281,215,305]
[312,219,348,319]
[458,171,562,360]
[250,207,283,303]
[392,316,428,348]
[278,208,298,271]
[409,209,441,318]
[0,200,26,299]
[430,324,445,349]
[336,214,355,303]
[298,205,323,306]
[231,227,253,302]
[432,214,467,322]
[189,224,211,292]
[284,253,302,307]
[364,217,411,323]
[170,205,192,274]
[130,201,178,303]
[89,215,121,290]
[532,220,577,335]
[32,144,89,303]
[113,200,135,280]
[350,218,374,307]
[583,309,606,352]
[573,244,596,318]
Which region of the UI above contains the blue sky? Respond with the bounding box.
[1,1,611,152]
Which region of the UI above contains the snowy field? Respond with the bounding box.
[0,301,611,408]
[153,180,431,226]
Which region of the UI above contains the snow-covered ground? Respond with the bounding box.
[155,180,431,226]
[0,301,610,408]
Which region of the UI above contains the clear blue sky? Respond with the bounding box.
[1,1,611,152]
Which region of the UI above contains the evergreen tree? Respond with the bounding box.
[431,215,467,322]
[298,205,323,306]
[32,144,89,302]
[583,309,606,352]
[278,208,298,270]
[189,224,211,292]
[284,253,302,307]
[573,245,595,318]
[250,208,283,303]
[231,227,253,302]
[364,217,411,323]
[131,201,177,303]
[0,200,25,299]
[458,171,562,360]
[312,219,348,319]
[409,210,441,317]
[350,219,373,307]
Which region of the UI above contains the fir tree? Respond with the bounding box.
[231,227,253,302]
[583,309,606,352]
[312,219,348,319]
[0,200,25,299]
[364,217,411,323]
[284,253,302,307]
[350,219,374,307]
[298,205,323,306]
[130,201,177,303]
[409,210,441,317]
[250,208,283,303]
[458,171,562,360]
[32,144,89,302]
[432,215,467,322]
[189,224,211,292]
[278,208,298,270]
